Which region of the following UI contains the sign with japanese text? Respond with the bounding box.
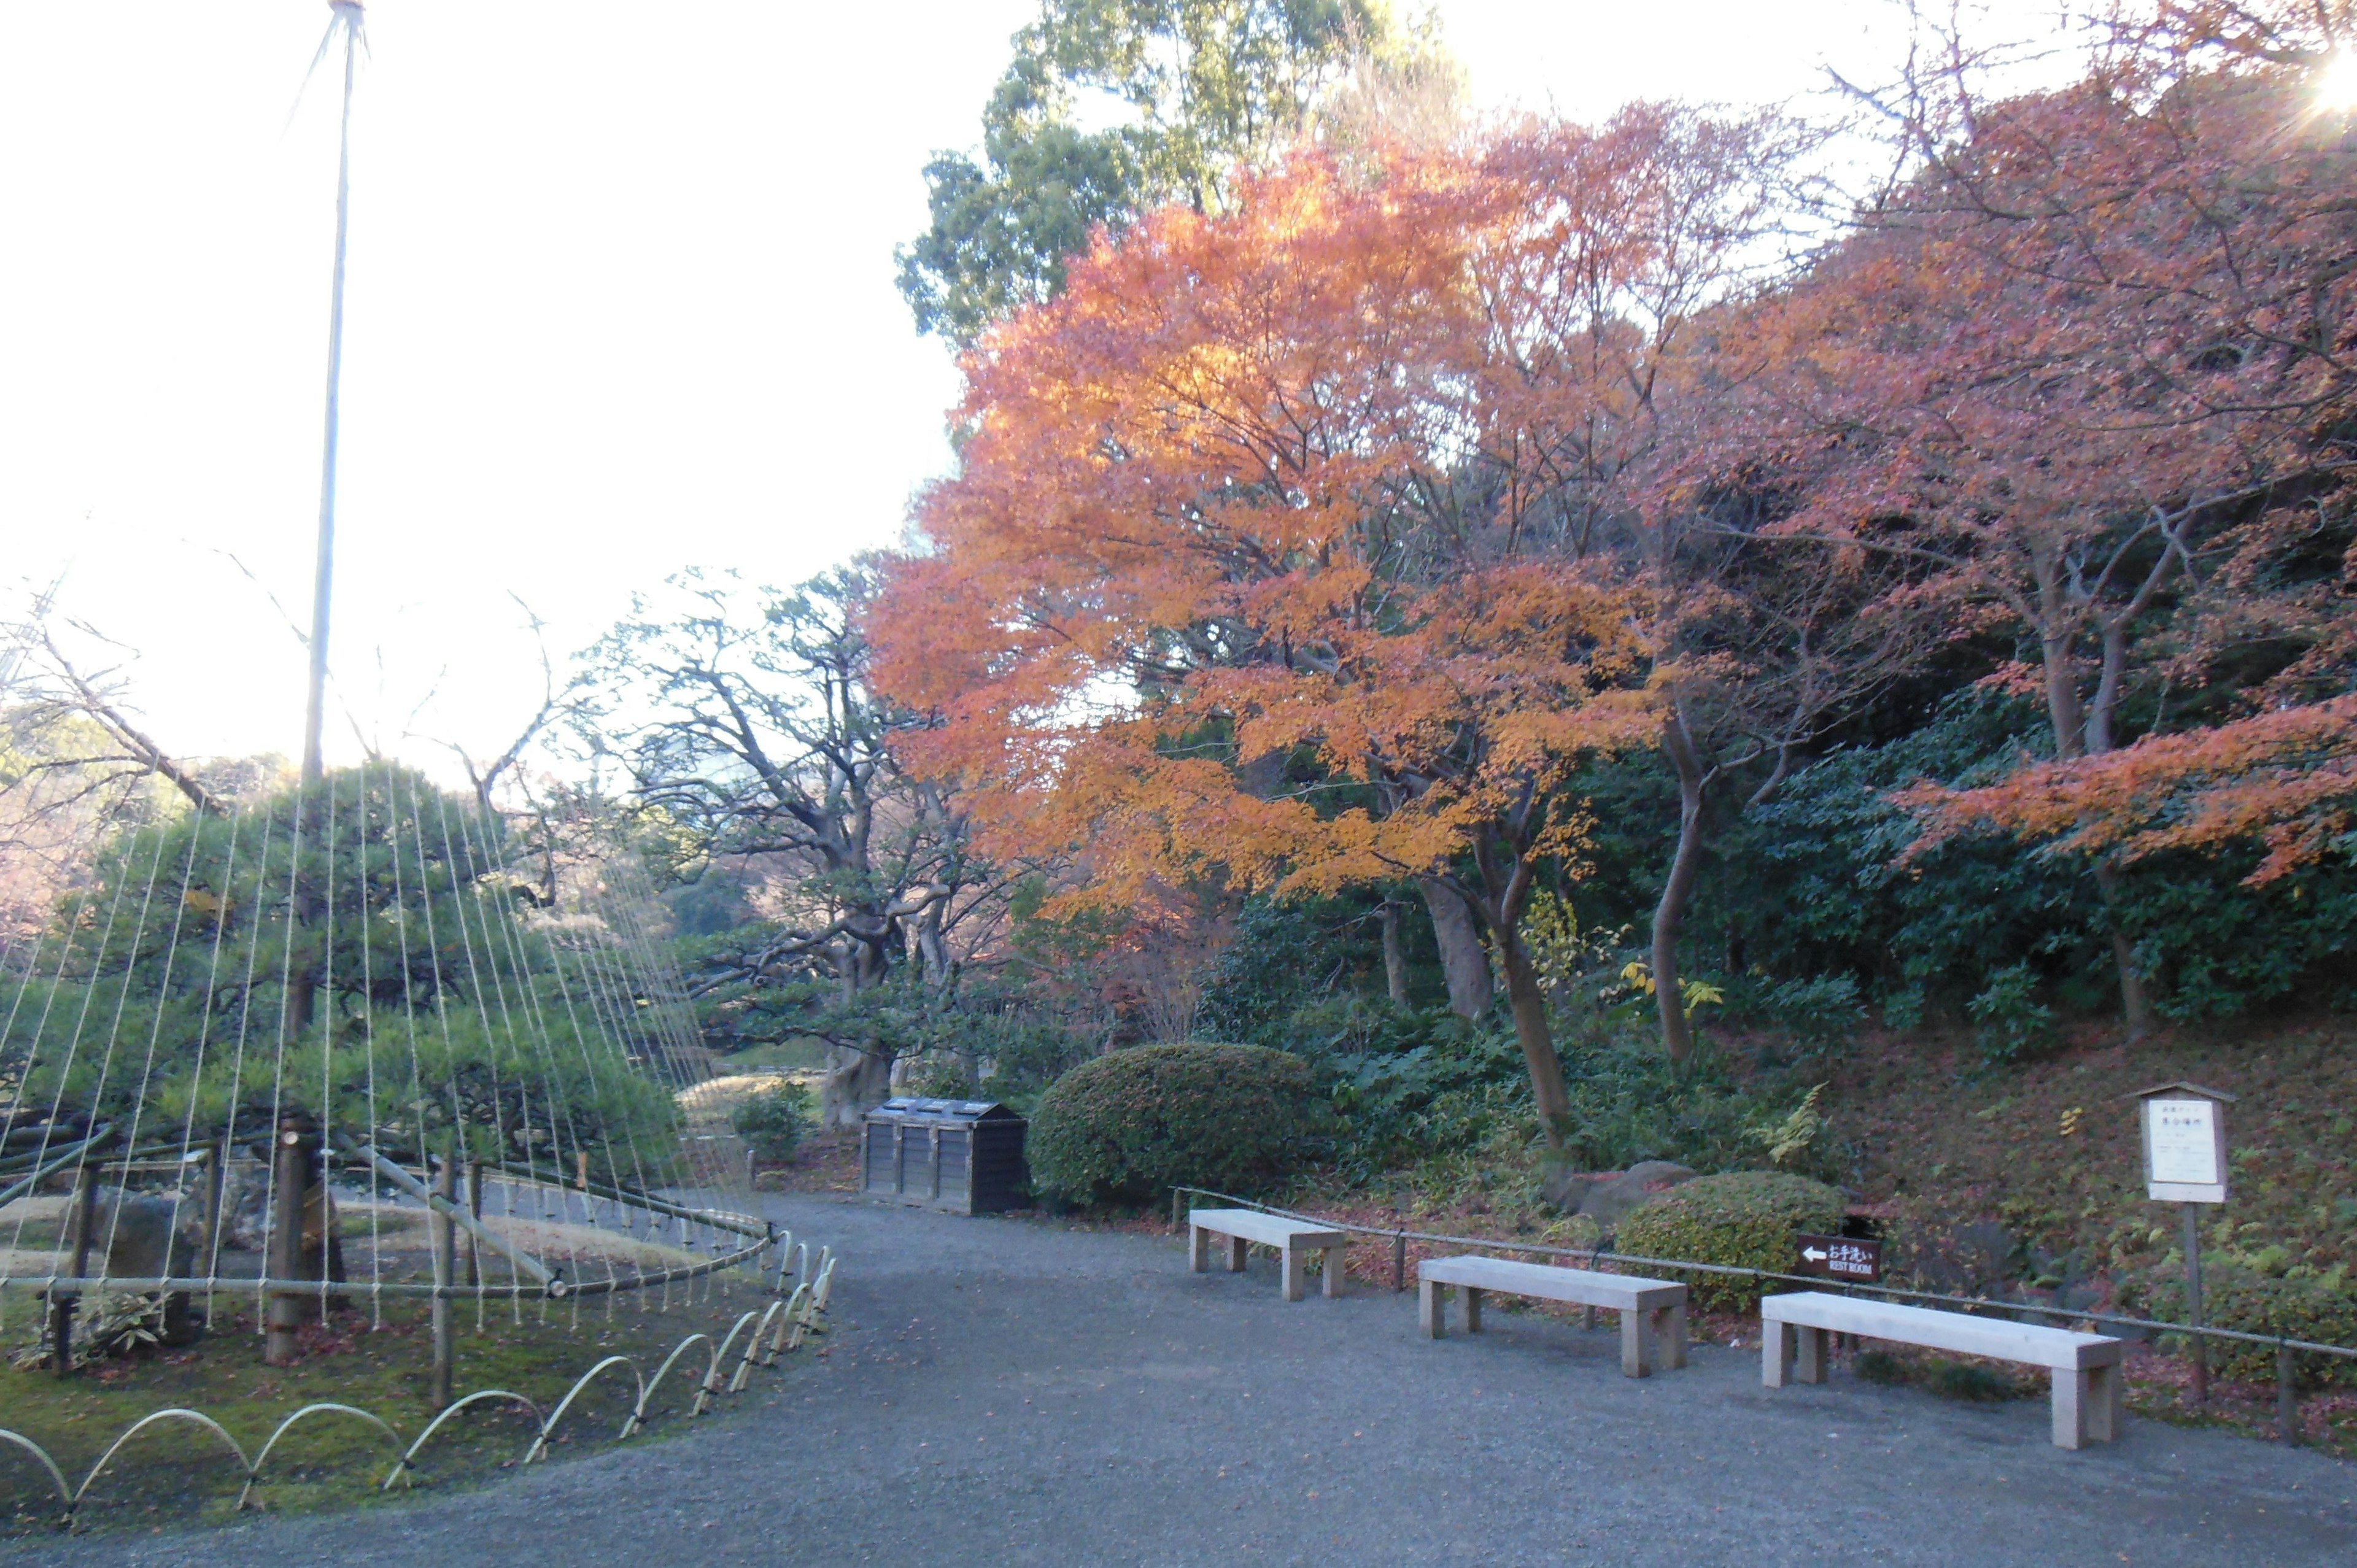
[1795,1234,1882,1283]
[2142,1095,2229,1203]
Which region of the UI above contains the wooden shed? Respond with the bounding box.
[860,1098,1028,1215]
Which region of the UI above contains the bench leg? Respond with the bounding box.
[1227,1235,1247,1273]
[1463,1286,1482,1334]
[1658,1303,1687,1370]
[1795,1325,1827,1385]
[1189,1224,1207,1272]
[2052,1368,2091,1450]
[1763,1322,1792,1388]
[1620,1308,1652,1378]
[2089,1360,2123,1443]
[1322,1245,1345,1299]
[1281,1245,1305,1302]
[1420,1278,1444,1338]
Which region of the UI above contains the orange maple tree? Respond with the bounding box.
[1751,33,2357,1032]
[1901,693,2357,887]
[872,148,1659,1141]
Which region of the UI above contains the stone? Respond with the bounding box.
[1539,1167,1593,1212]
[1575,1161,1698,1228]
[67,1190,199,1278]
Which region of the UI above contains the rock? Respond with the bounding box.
[1539,1168,1593,1212]
[66,1190,199,1278]
[66,1190,203,1344]
[1575,1161,1698,1228]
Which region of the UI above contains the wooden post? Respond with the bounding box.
[52,1164,99,1375]
[1392,1232,1405,1293]
[430,1156,457,1412]
[265,1122,309,1365]
[2182,1203,2207,1405]
[2278,1346,2301,1447]
[464,1160,483,1289]
[200,1140,227,1276]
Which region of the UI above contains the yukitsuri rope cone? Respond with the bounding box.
[0,760,830,1529]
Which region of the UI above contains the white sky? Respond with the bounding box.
[0,1,2070,775]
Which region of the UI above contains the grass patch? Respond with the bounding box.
[1,1278,789,1538]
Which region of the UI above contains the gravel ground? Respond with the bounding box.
[18,1194,2357,1567]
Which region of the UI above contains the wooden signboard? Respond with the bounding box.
[2139,1085,2232,1205]
[1795,1233,1882,1284]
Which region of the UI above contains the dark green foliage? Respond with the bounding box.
[1644,688,2357,1029]
[1616,1171,1846,1312]
[1852,1349,2028,1402]
[1026,1041,1333,1207]
[1854,1348,1909,1385]
[0,768,681,1181]
[1305,1002,1527,1176]
[731,1079,813,1163]
[1739,975,1866,1057]
[897,0,1384,345]
[1198,893,1420,1045]
[2145,1265,2357,1389]
[1967,963,2055,1065]
[1927,1360,2027,1402]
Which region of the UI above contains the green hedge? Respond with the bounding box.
[2146,1266,2357,1389]
[1027,1043,1333,1208]
[731,1079,813,1163]
[1616,1171,1846,1313]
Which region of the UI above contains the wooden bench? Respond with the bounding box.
[1187,1208,1350,1302]
[1419,1255,1688,1378]
[1761,1291,2124,1450]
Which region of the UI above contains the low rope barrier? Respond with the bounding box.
[0,1236,840,1531]
[1171,1184,2356,1446]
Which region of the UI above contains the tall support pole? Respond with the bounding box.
[430,1156,457,1412]
[464,1159,483,1289]
[266,1121,310,1365]
[2181,1203,2207,1406]
[302,1,364,786]
[52,1164,99,1377]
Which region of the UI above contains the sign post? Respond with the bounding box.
[2135,1082,2235,1406]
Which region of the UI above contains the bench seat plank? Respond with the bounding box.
[1762,1292,2119,1370]
[1187,1209,1349,1302]
[1417,1254,1687,1378]
[1760,1291,2124,1451]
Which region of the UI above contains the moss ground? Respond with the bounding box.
[0,1275,790,1538]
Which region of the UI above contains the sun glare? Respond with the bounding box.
[2319,49,2357,114]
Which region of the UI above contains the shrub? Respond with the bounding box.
[1748,975,1866,1055]
[1852,1348,2029,1402]
[1967,963,2054,1065]
[732,1079,813,1164]
[1027,1043,1334,1208]
[1616,1170,1846,1313]
[2145,1264,2357,1389]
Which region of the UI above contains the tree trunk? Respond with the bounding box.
[2092,861,2158,1041]
[820,1046,894,1130]
[818,938,896,1129]
[1652,714,1711,1065]
[1420,877,1492,1019]
[1493,931,1571,1148]
[1376,902,1411,1008]
[2034,613,2156,1039]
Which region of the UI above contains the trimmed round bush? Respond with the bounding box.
[1028,1043,1333,1208]
[1616,1170,1846,1313]
[732,1079,813,1164]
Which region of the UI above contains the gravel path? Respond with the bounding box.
[20,1194,2356,1566]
